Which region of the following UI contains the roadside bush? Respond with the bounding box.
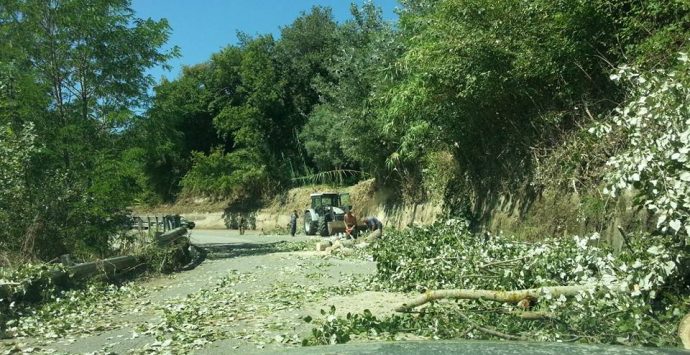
[0,264,70,337]
[306,219,689,346]
[592,56,690,240]
[140,239,194,274]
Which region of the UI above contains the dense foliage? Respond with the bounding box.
[2,0,690,273]
[136,0,690,217]
[305,220,688,346]
[593,57,690,240]
[4,0,690,351]
[0,0,176,261]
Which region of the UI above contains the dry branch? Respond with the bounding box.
[511,311,555,320]
[479,256,529,269]
[473,324,527,341]
[457,312,527,341]
[396,284,607,312]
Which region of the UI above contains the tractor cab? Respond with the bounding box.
[304,192,351,236]
[311,193,350,213]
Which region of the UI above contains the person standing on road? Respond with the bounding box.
[239,214,246,235]
[344,209,357,239]
[289,210,299,237]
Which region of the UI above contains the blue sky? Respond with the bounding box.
[130,0,400,83]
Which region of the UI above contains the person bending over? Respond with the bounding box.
[362,216,383,241]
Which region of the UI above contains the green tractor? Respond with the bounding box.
[304,192,352,236]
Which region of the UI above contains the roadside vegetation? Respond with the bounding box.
[2,0,690,351]
[305,220,687,346]
[3,0,689,260]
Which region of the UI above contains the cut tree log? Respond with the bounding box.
[396,284,608,312]
[333,247,354,256]
[340,239,355,248]
[363,229,381,242]
[316,241,332,251]
[679,312,690,349]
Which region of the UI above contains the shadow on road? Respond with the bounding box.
[193,241,308,259]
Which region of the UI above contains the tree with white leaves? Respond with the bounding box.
[593,54,690,240]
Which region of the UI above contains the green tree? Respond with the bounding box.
[276,6,339,123]
[0,0,176,259]
[596,0,690,67]
[140,64,220,202]
[302,2,400,179]
[183,8,343,201]
[0,123,38,256]
[374,0,619,214]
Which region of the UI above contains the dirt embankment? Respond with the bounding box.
[255,179,442,232]
[136,179,442,232]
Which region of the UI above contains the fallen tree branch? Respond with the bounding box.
[511,310,555,320]
[473,325,527,341]
[457,312,527,341]
[617,226,634,254]
[396,284,605,312]
[479,256,529,269]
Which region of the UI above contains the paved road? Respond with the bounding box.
[1,229,389,354]
[190,229,314,245]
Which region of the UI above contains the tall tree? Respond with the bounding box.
[380,0,616,196]
[0,0,176,259]
[141,64,220,201]
[302,2,400,177]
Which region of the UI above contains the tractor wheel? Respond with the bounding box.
[318,216,329,236]
[304,211,316,235]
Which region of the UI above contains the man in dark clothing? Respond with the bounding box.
[289,210,298,237]
[239,214,246,235]
[362,216,384,242]
[363,216,383,234]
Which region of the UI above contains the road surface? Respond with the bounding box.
[1,229,394,354]
[189,229,313,245]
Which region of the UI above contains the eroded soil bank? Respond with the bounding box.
[136,179,443,232]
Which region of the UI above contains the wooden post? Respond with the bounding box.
[155,216,159,233]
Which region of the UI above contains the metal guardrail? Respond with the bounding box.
[0,228,191,300]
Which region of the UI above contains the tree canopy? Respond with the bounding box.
[0,0,176,259]
[2,0,690,260]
